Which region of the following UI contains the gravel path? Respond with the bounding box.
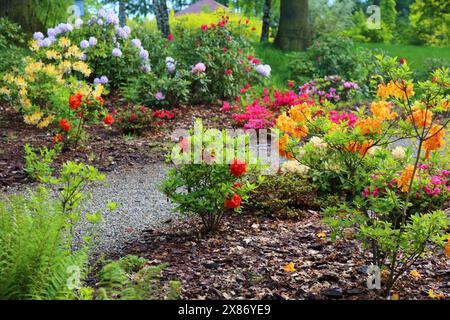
[76,162,179,255]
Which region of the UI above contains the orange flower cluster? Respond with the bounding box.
[377,80,414,100]
[370,101,398,121]
[289,103,310,123]
[423,125,445,159]
[356,118,382,135]
[408,107,433,128]
[276,111,308,140]
[445,238,450,258]
[277,134,295,160]
[346,139,374,157]
[397,164,415,192]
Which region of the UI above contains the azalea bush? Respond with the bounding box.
[161,120,261,233]
[114,105,176,134]
[275,55,449,295]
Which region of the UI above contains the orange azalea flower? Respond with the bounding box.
[423,125,445,159]
[370,101,398,121]
[345,140,374,157]
[277,134,295,160]
[445,238,450,258]
[377,81,414,100]
[276,113,295,133]
[356,118,382,135]
[291,124,308,139]
[283,262,296,273]
[397,164,415,192]
[408,108,433,128]
[289,103,310,123]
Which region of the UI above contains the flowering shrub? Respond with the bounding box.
[298,76,361,105]
[114,105,176,134]
[276,55,449,295]
[170,16,268,103]
[223,85,314,129]
[161,120,260,233]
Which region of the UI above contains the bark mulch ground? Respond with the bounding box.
[120,211,450,300]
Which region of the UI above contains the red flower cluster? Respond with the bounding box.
[153,109,175,120]
[226,69,232,75]
[104,114,114,125]
[230,159,246,177]
[69,93,83,110]
[224,193,241,209]
[59,118,71,132]
[167,34,174,41]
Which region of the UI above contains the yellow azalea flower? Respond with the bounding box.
[93,84,104,98]
[58,61,72,74]
[46,49,61,60]
[391,293,400,300]
[37,115,55,128]
[29,40,39,51]
[18,88,27,97]
[21,97,32,109]
[409,269,421,280]
[66,45,82,59]
[72,61,91,77]
[428,289,444,300]
[283,262,296,273]
[58,37,71,48]
[3,73,15,83]
[24,112,43,125]
[0,87,10,96]
[15,76,27,88]
[43,64,58,76]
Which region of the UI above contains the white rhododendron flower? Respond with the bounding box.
[391,146,406,159]
[310,136,327,149]
[281,161,310,176]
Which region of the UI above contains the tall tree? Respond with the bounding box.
[260,0,271,42]
[153,0,170,37]
[274,0,310,51]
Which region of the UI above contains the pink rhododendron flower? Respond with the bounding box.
[329,110,358,127]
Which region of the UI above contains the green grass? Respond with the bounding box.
[355,42,450,73]
[253,42,304,88]
[253,41,450,86]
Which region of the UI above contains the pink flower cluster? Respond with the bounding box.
[223,86,314,130]
[329,110,358,127]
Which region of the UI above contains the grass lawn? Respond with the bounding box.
[253,42,450,86]
[355,42,450,73]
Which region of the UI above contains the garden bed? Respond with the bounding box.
[119,211,450,300]
[0,103,230,190]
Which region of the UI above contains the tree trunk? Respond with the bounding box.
[118,0,126,27]
[153,0,170,37]
[260,0,271,43]
[0,0,43,34]
[274,0,311,51]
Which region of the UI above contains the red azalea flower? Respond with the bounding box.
[223,47,228,53]
[399,58,406,65]
[69,93,83,110]
[86,100,93,105]
[252,58,261,65]
[230,159,246,177]
[53,134,63,143]
[95,96,105,106]
[103,114,114,125]
[226,69,232,75]
[287,80,295,87]
[251,26,256,31]
[201,24,208,31]
[59,118,71,132]
[224,193,241,209]
[232,183,241,189]
[167,34,174,41]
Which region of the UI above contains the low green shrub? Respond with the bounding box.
[24,143,59,181]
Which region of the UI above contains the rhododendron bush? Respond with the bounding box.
[161,120,261,233]
[275,55,449,296]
